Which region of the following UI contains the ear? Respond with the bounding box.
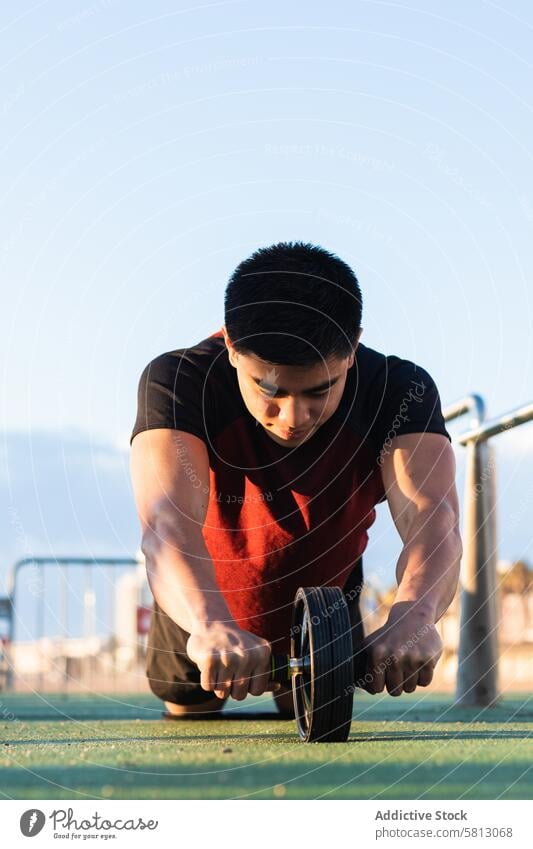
[222,325,239,368]
[347,328,363,369]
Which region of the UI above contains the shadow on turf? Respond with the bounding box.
[3,729,532,746]
[2,710,288,722]
[4,695,533,724]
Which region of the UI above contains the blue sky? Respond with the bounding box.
[1,1,533,604]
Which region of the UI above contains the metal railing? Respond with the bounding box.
[443,397,533,705]
[3,556,141,691]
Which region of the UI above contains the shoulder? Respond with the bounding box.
[354,342,442,401]
[349,342,450,453]
[137,331,228,388]
[131,330,233,447]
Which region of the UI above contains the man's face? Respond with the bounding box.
[222,326,361,446]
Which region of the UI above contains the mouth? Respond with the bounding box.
[279,428,312,440]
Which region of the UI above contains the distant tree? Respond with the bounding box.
[499,560,532,637]
[500,560,532,594]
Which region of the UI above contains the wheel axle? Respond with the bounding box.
[270,586,361,743]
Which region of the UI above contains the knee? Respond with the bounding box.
[273,684,295,718]
[164,696,226,716]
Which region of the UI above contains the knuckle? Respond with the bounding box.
[368,649,388,668]
[219,650,231,667]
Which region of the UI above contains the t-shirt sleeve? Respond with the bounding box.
[130,352,209,446]
[372,358,451,462]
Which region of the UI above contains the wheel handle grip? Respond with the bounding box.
[352,645,368,686]
[270,647,368,685]
[270,653,291,683]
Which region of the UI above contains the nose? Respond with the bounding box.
[277,397,310,430]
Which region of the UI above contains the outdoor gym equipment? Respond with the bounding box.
[270,586,367,742]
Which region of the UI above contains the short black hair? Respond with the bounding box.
[224,241,362,366]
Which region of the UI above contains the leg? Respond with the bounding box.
[164,695,226,717]
[146,598,227,716]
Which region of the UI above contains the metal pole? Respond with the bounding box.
[443,394,486,429]
[61,563,69,692]
[84,563,95,689]
[4,598,14,691]
[38,567,45,693]
[454,399,533,705]
[108,564,117,692]
[455,440,500,705]
[458,402,533,446]
[442,394,500,705]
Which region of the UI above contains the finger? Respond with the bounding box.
[200,662,218,693]
[385,662,405,696]
[248,665,270,697]
[402,667,420,693]
[214,685,231,699]
[364,652,387,694]
[213,690,227,700]
[417,661,434,687]
[214,666,233,700]
[230,674,250,701]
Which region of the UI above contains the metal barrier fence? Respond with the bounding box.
[443,397,533,705]
[2,556,143,692]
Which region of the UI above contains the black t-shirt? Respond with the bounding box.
[131,329,450,651]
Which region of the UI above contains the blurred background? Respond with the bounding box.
[1,0,532,692]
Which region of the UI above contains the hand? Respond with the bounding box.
[186,623,279,701]
[358,602,443,696]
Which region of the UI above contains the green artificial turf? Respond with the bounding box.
[0,691,531,800]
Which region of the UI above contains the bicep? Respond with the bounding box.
[129,428,210,542]
[379,432,460,543]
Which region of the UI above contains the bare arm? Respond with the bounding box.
[381,432,462,624]
[130,428,232,632]
[361,432,462,696]
[129,428,272,700]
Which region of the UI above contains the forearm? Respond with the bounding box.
[142,527,236,634]
[143,526,274,701]
[391,507,462,624]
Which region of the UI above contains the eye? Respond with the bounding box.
[257,387,330,398]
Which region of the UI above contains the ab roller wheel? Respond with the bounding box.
[270,585,366,743]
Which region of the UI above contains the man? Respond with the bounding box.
[129,241,462,719]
